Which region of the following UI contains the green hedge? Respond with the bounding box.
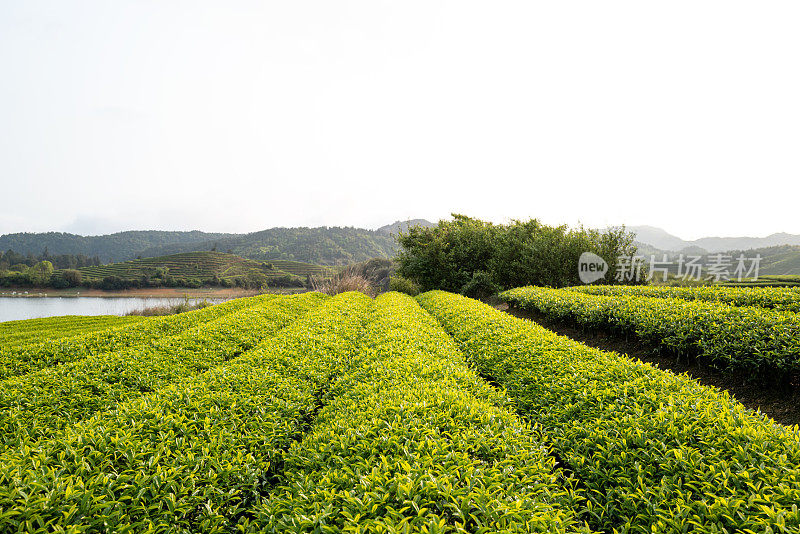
[0,315,146,348]
[417,290,800,534]
[0,292,327,450]
[0,294,268,379]
[501,286,800,382]
[566,284,800,313]
[0,292,373,531]
[255,292,591,533]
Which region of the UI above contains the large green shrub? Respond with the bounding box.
[460,270,499,299]
[501,286,800,382]
[388,275,421,296]
[396,214,638,294]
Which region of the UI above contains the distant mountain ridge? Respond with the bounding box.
[139,226,400,266]
[627,226,800,276]
[0,231,235,263]
[0,220,438,266]
[628,226,800,253]
[9,221,793,270]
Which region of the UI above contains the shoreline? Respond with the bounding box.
[0,287,308,299]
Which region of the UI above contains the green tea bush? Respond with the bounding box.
[0,292,373,531]
[0,293,327,449]
[567,284,800,313]
[500,286,800,381]
[0,293,268,379]
[255,292,590,533]
[388,274,420,296]
[418,290,800,534]
[0,315,145,348]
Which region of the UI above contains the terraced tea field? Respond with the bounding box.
[0,289,798,532]
[56,251,332,285]
[723,275,800,288]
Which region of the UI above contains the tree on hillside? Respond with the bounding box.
[63,269,83,287]
[28,260,54,285]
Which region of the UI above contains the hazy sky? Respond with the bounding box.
[1,1,798,240]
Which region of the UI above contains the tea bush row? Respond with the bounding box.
[567,284,800,313]
[0,315,146,348]
[418,290,800,534]
[501,286,800,380]
[0,292,373,532]
[0,293,326,450]
[0,294,268,379]
[255,292,591,533]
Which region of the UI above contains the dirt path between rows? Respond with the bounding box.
[496,303,800,427]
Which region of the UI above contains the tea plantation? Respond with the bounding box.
[0,289,798,532]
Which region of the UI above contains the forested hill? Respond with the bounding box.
[625,243,800,278]
[139,227,400,266]
[0,231,235,263]
[0,227,405,266]
[376,219,436,235]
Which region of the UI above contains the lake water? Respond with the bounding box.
[0,297,225,323]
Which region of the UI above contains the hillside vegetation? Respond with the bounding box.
[0,227,399,265]
[629,225,800,253]
[739,245,800,275]
[375,218,436,235]
[139,226,400,265]
[631,244,800,279]
[723,274,800,287]
[44,252,331,290]
[0,231,235,263]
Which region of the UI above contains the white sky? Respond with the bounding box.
[1,1,798,240]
